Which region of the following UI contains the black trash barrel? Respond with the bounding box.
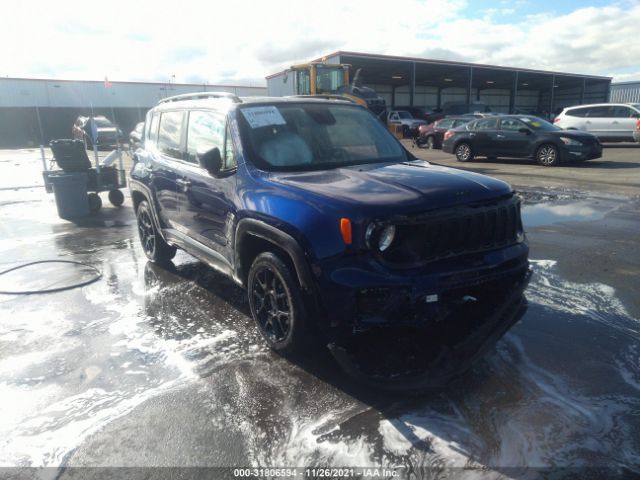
[49,172,90,219]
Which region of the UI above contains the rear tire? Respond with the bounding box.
[455,143,474,162]
[136,200,176,263]
[536,144,560,166]
[248,252,308,355]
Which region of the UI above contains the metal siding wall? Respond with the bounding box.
[0,78,266,108]
[478,89,510,113]
[610,84,640,103]
[267,72,296,96]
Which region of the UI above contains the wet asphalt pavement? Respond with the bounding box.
[1,150,640,478]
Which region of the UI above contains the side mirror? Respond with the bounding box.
[198,147,223,176]
[518,127,532,135]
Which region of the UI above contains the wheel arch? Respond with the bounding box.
[129,181,167,243]
[235,218,315,292]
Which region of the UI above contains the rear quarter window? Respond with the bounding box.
[565,107,588,117]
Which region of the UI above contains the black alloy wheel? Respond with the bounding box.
[136,200,176,263]
[248,252,307,354]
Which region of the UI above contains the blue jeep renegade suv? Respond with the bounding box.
[130,92,530,357]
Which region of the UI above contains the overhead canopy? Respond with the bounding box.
[313,51,611,113]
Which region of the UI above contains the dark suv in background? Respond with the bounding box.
[130,93,530,378]
[74,115,124,148]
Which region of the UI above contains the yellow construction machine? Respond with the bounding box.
[284,62,386,114]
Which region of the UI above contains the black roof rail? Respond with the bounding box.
[157,91,242,104]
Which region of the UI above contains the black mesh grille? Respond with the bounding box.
[381,196,522,266]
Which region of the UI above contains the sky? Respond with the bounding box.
[1,0,639,85]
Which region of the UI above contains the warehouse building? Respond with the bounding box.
[267,51,612,117]
[0,78,266,148]
[610,81,640,104]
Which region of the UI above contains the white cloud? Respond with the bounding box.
[0,0,638,84]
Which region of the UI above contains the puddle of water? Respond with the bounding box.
[522,199,616,227]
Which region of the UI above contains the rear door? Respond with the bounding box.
[150,110,185,229]
[469,117,500,156]
[175,110,238,264]
[584,106,610,138]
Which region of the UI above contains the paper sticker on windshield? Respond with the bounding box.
[241,106,286,129]
[520,117,531,122]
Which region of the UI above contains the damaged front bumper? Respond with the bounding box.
[327,267,532,391]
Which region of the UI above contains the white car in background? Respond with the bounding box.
[554,103,640,141]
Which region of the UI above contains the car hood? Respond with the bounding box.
[269,160,512,216]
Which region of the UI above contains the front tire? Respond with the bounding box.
[136,200,176,263]
[455,142,474,162]
[248,252,308,355]
[536,144,560,166]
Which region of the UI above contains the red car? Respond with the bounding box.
[413,116,472,149]
[634,119,640,143]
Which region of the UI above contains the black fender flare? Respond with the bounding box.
[234,218,315,291]
[129,179,166,241]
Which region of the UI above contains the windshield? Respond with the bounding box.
[239,103,406,171]
[397,111,412,119]
[315,67,345,94]
[519,116,561,131]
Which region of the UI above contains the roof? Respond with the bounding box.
[267,50,612,81]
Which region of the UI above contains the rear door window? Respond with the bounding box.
[437,119,454,129]
[585,106,610,117]
[157,111,185,159]
[475,118,499,130]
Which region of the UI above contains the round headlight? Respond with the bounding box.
[365,223,376,248]
[378,225,396,251]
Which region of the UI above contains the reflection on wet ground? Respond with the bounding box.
[0,186,639,477]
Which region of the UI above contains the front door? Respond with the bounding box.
[470,117,500,156]
[175,110,238,264]
[496,118,534,156]
[609,106,639,139]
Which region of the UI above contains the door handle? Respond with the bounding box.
[469,133,476,137]
[176,178,191,190]
[612,121,619,124]
[496,134,505,138]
